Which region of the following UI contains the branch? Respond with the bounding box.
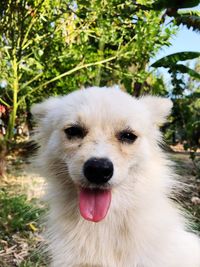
[20,72,43,90]
[18,55,117,105]
[0,98,10,108]
[21,16,37,50]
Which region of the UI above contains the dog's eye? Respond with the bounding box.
[64,126,86,139]
[118,130,137,144]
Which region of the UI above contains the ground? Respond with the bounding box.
[0,149,199,266]
[0,154,48,267]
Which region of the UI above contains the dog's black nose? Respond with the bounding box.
[83,157,114,184]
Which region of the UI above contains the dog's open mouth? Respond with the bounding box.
[79,187,111,222]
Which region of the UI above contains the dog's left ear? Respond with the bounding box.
[140,96,173,125]
[31,97,61,122]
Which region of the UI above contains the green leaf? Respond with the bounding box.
[178,10,200,16]
[175,14,200,33]
[151,52,200,68]
[175,64,200,79]
[151,0,200,10]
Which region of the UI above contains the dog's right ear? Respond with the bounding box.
[140,96,173,125]
[31,97,61,122]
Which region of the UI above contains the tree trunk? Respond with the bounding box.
[0,140,7,177]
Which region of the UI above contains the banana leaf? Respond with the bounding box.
[151,52,200,68]
[151,0,200,10]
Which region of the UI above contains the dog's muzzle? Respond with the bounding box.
[83,157,114,185]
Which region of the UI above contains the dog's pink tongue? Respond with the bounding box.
[79,188,111,222]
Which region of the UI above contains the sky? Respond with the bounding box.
[155,27,200,60]
[154,5,200,60]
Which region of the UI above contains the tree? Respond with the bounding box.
[0,0,49,141]
[159,58,200,176]
[0,0,174,147]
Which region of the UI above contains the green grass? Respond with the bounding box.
[0,190,44,238]
[19,252,47,267]
[0,189,48,266]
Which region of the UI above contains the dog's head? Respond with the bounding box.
[32,86,172,222]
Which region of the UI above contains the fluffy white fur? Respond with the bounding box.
[32,86,200,267]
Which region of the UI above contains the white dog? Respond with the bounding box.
[32,86,200,267]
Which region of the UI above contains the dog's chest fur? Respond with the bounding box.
[49,215,135,267]
[47,187,136,267]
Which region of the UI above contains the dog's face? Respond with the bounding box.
[32,86,172,222]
